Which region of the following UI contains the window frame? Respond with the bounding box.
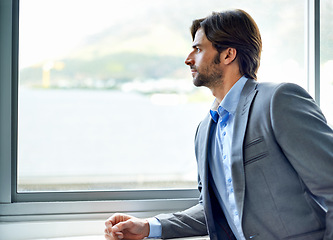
[0,0,323,238]
[306,0,321,105]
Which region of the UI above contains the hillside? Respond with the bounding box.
[19,0,332,89]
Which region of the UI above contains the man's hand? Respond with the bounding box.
[104,213,150,240]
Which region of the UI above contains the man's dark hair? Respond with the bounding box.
[190,9,262,80]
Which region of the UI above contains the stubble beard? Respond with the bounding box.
[192,63,224,88]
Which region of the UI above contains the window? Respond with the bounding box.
[17,0,210,193]
[16,0,308,196]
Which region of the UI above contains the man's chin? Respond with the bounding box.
[193,78,205,87]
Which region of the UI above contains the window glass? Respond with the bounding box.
[320,0,333,127]
[18,0,305,192]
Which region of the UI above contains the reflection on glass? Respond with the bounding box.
[18,0,306,192]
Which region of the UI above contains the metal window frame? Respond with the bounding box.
[305,0,320,105]
[0,0,17,205]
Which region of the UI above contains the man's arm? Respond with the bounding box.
[271,83,333,240]
[155,204,208,239]
[104,204,207,240]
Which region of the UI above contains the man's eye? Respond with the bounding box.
[196,47,201,53]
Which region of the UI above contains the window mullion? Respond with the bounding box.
[0,0,16,204]
[305,0,320,105]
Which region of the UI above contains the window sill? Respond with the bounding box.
[1,220,209,240]
[0,198,198,240]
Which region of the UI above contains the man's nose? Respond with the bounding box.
[185,53,194,66]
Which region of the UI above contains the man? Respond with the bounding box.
[105,9,333,240]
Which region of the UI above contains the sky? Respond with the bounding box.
[19,0,150,68]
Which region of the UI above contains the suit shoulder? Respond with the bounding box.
[256,82,312,101]
[257,81,307,92]
[257,81,302,91]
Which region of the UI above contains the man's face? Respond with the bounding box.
[185,28,224,88]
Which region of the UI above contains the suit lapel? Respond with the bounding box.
[231,79,258,223]
[199,107,241,239]
[196,113,220,237]
[197,113,213,193]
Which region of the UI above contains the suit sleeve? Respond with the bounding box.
[155,203,208,239]
[270,83,333,240]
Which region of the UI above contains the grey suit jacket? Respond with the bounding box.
[156,79,333,240]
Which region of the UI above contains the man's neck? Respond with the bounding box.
[211,73,242,103]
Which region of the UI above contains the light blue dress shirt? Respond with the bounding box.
[208,76,247,240]
[147,217,162,238]
[148,76,248,239]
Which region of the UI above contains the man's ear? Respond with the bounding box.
[222,48,237,65]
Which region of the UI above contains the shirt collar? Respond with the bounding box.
[210,76,248,123]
